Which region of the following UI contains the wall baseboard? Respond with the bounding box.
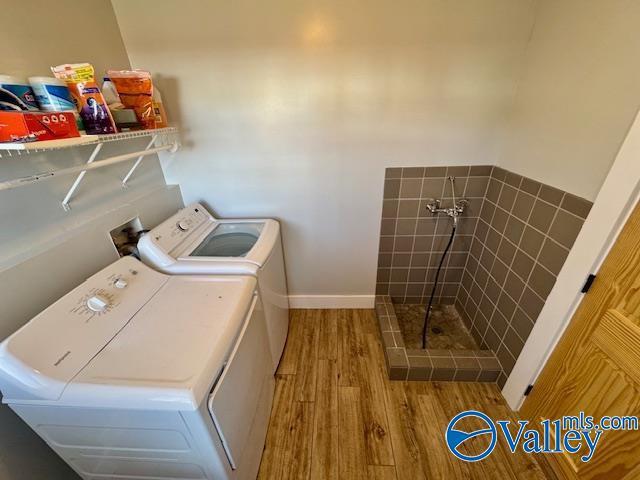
[288,295,375,309]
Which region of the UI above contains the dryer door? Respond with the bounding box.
[207,293,273,470]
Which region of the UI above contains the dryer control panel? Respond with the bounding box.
[148,203,213,254]
[0,257,168,402]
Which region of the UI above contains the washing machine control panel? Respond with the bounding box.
[149,203,213,253]
[70,270,141,321]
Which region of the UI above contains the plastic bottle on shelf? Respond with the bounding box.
[102,77,124,109]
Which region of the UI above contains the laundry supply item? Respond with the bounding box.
[29,77,85,133]
[0,111,80,143]
[152,84,168,128]
[101,77,124,110]
[0,75,39,111]
[112,109,141,131]
[51,63,117,134]
[29,77,75,111]
[107,70,156,129]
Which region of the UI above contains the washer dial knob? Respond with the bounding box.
[177,220,190,232]
[114,278,128,289]
[87,294,110,312]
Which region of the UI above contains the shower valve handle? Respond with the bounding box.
[425,199,441,213]
[454,199,469,213]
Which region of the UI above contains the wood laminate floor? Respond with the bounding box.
[257,309,553,480]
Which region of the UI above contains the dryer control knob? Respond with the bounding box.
[87,294,109,313]
[114,278,128,289]
[177,220,190,231]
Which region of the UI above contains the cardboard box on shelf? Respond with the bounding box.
[0,111,80,143]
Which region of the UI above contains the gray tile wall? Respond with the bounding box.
[376,165,592,386]
[455,167,592,385]
[377,166,491,304]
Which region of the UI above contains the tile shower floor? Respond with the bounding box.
[376,296,501,382]
[393,303,479,350]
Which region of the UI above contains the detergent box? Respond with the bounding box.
[0,111,80,143]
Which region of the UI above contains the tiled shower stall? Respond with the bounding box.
[375,165,592,386]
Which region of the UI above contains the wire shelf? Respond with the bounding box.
[0,127,180,210]
[0,127,178,156]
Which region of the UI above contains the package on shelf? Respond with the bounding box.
[0,111,80,143]
[51,63,117,135]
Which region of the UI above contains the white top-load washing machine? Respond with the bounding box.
[138,203,289,372]
[0,256,274,480]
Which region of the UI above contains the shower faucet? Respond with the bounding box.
[425,198,468,225]
[425,176,468,226]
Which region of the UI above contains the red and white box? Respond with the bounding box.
[0,111,80,143]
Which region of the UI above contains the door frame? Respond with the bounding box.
[503,109,640,410]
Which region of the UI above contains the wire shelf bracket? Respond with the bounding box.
[0,128,179,211]
[121,135,158,189]
[61,142,104,211]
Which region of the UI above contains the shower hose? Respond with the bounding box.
[421,223,456,349]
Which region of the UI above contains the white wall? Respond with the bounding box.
[0,0,130,81]
[497,0,640,201]
[0,2,183,478]
[112,0,537,299]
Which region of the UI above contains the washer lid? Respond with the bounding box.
[0,257,168,402]
[137,203,281,272]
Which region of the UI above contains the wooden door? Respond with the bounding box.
[521,201,640,479]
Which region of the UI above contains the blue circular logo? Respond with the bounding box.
[445,410,497,462]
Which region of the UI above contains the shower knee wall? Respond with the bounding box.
[377,165,593,379]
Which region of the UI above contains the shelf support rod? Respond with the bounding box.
[0,144,175,194]
[121,135,158,188]
[61,142,104,211]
